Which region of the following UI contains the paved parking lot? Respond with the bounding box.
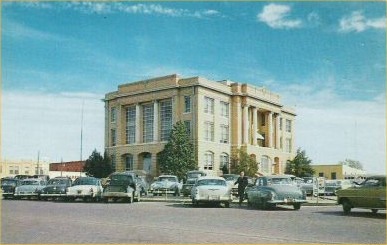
[2,199,385,244]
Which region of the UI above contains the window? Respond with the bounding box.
[204,151,214,170]
[111,129,117,146]
[260,156,271,175]
[220,153,229,170]
[125,155,133,171]
[286,119,292,132]
[204,122,214,141]
[319,172,324,177]
[220,101,229,118]
[111,155,116,171]
[184,96,191,113]
[331,172,337,180]
[111,107,117,123]
[204,97,214,114]
[160,99,173,141]
[279,118,283,130]
[142,104,154,143]
[261,114,266,126]
[184,120,192,137]
[126,106,136,144]
[220,125,229,143]
[280,137,283,149]
[285,138,292,153]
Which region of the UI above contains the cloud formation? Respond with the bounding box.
[339,11,386,33]
[257,4,302,29]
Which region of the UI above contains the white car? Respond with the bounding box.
[191,176,232,208]
[14,178,47,200]
[150,175,182,196]
[66,177,103,202]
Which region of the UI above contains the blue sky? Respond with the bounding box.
[2,1,386,174]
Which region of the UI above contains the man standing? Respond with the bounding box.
[235,171,248,205]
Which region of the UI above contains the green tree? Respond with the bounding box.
[339,159,363,170]
[285,148,315,177]
[158,121,196,181]
[83,149,113,178]
[229,149,258,177]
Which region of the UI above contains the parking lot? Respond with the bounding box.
[2,198,385,244]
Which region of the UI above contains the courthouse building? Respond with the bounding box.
[104,74,296,177]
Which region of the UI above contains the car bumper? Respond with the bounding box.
[102,192,132,198]
[40,193,66,197]
[195,195,232,202]
[268,199,307,205]
[151,189,175,194]
[14,192,39,197]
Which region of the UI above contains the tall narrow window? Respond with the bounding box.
[111,129,116,146]
[286,138,292,153]
[184,120,192,137]
[111,154,116,171]
[261,114,266,126]
[126,106,136,144]
[220,153,229,171]
[204,151,214,170]
[220,101,229,118]
[184,96,191,113]
[160,99,173,141]
[142,104,154,143]
[220,125,229,143]
[111,107,117,123]
[286,119,292,132]
[279,118,283,130]
[204,121,214,141]
[125,155,133,171]
[260,155,271,175]
[204,97,214,114]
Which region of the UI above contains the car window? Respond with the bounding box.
[363,179,381,187]
[197,179,226,186]
[270,178,292,185]
[110,175,134,185]
[47,179,69,185]
[158,177,177,182]
[1,180,17,186]
[22,180,39,185]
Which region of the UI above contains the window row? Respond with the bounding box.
[203,152,229,171]
[204,97,229,118]
[204,122,229,143]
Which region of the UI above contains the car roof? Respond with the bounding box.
[261,175,293,179]
[197,176,226,181]
[158,175,177,178]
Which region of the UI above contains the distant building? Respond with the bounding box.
[0,159,49,178]
[311,164,367,180]
[49,161,85,172]
[104,74,296,177]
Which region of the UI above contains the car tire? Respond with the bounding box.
[103,198,108,203]
[192,198,198,206]
[224,202,230,208]
[342,199,352,215]
[293,203,301,210]
[371,209,378,214]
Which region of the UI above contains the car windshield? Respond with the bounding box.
[158,177,177,182]
[47,179,68,185]
[186,179,196,184]
[1,179,17,186]
[223,175,238,181]
[73,178,98,186]
[187,172,205,179]
[325,182,337,186]
[268,178,292,185]
[110,175,133,185]
[197,179,226,186]
[22,180,39,185]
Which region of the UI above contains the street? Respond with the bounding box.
[1,199,385,244]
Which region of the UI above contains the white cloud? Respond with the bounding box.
[257,4,302,29]
[339,11,386,33]
[3,20,66,41]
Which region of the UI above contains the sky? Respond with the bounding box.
[1,1,386,174]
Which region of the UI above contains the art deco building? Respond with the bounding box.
[104,74,296,177]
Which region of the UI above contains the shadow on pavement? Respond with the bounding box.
[315,210,386,219]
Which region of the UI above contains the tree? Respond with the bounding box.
[229,149,258,177]
[158,121,196,181]
[339,159,363,170]
[83,149,113,178]
[285,148,315,177]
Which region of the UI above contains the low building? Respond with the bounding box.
[49,161,85,172]
[0,159,50,178]
[311,164,367,180]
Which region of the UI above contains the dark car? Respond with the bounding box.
[40,177,72,200]
[102,172,141,203]
[1,178,22,199]
[14,175,34,180]
[182,170,207,197]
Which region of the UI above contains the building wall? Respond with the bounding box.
[0,159,50,178]
[49,161,86,172]
[311,164,367,180]
[104,74,296,177]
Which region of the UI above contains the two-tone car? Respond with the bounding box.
[1,178,22,199]
[246,175,307,210]
[40,177,72,200]
[181,170,207,197]
[191,176,232,208]
[66,177,103,202]
[102,172,141,203]
[14,178,47,200]
[336,175,386,214]
[149,175,182,196]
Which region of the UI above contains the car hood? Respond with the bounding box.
[17,185,41,191]
[68,185,98,191]
[152,181,178,189]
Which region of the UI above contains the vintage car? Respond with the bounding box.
[222,174,240,196]
[300,177,314,196]
[66,177,103,202]
[246,175,307,210]
[14,178,47,199]
[149,175,182,196]
[324,180,340,196]
[336,175,386,214]
[102,172,141,203]
[191,176,232,208]
[40,177,72,200]
[1,178,22,199]
[181,170,207,197]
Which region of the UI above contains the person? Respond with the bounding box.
[234,171,248,205]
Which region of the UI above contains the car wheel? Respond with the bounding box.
[192,198,198,206]
[342,199,352,215]
[174,188,180,196]
[103,198,109,203]
[293,203,301,210]
[224,202,230,208]
[371,209,378,214]
[134,192,140,202]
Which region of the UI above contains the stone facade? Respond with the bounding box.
[104,74,296,177]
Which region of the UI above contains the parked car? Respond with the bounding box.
[66,177,103,202]
[324,180,340,196]
[336,179,353,190]
[14,178,47,200]
[33,175,50,181]
[149,175,182,196]
[246,175,307,210]
[181,170,207,197]
[40,177,72,200]
[102,172,141,203]
[221,174,240,196]
[336,175,386,214]
[300,177,314,196]
[14,175,34,180]
[1,177,22,199]
[191,176,232,208]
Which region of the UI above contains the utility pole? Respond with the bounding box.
[80,100,84,177]
[36,151,40,175]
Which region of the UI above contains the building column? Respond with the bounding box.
[275,114,281,149]
[153,100,159,142]
[252,107,258,146]
[268,112,273,148]
[135,104,141,143]
[242,105,249,144]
